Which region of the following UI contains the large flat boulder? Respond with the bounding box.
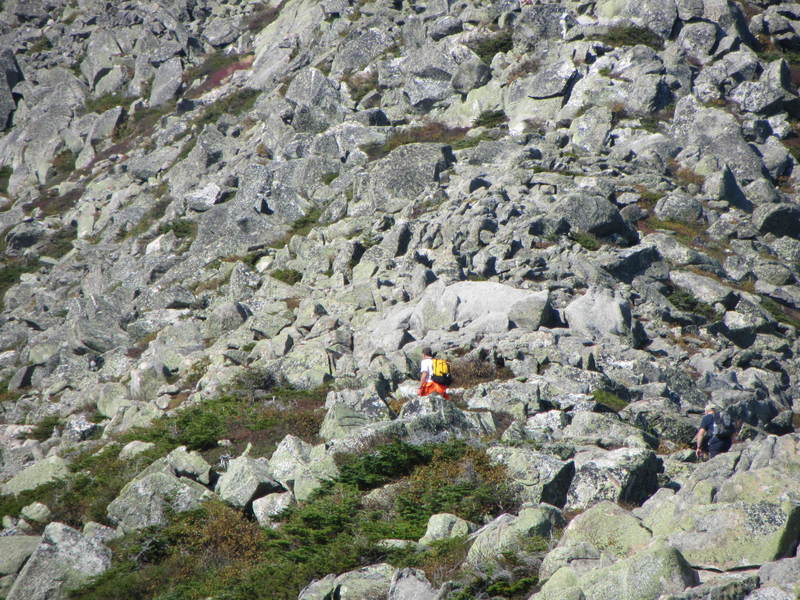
[6,523,111,600]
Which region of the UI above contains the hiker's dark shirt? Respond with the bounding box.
[699,413,731,458]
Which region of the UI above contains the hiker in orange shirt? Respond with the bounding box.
[418,346,449,399]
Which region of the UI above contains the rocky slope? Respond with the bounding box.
[0,0,799,598]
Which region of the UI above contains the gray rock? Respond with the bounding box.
[566,447,661,512]
[6,523,111,600]
[252,491,293,528]
[332,29,395,77]
[465,504,565,567]
[564,287,635,342]
[268,435,339,502]
[388,568,438,600]
[298,563,396,600]
[670,270,738,308]
[0,536,40,576]
[730,81,785,115]
[550,193,626,238]
[562,411,657,449]
[0,49,23,130]
[1,456,70,495]
[654,192,703,223]
[418,513,475,546]
[364,143,453,213]
[106,472,213,532]
[752,203,800,239]
[532,541,697,600]
[20,502,50,524]
[451,59,491,95]
[487,446,575,508]
[319,388,393,441]
[164,446,212,485]
[285,67,346,133]
[215,453,282,508]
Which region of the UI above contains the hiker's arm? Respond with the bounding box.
[419,370,428,386]
[695,428,706,453]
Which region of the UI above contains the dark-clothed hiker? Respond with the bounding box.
[695,403,734,459]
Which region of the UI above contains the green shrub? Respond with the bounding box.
[198,88,260,126]
[49,149,76,183]
[271,268,302,285]
[337,442,433,490]
[590,25,664,50]
[592,389,628,412]
[470,31,513,64]
[84,92,131,115]
[27,36,52,53]
[0,165,12,195]
[760,295,800,329]
[72,440,514,600]
[247,1,284,32]
[571,231,601,251]
[473,109,507,129]
[39,225,77,258]
[361,122,470,161]
[667,287,719,321]
[158,219,196,240]
[121,196,172,240]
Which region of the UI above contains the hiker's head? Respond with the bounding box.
[704,403,717,414]
[422,346,433,358]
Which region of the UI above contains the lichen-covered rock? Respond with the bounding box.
[641,498,800,570]
[298,563,396,600]
[215,454,282,508]
[547,501,652,570]
[6,523,111,600]
[1,456,70,495]
[418,513,475,547]
[565,447,661,512]
[268,435,339,502]
[0,536,40,576]
[533,541,697,600]
[106,472,213,532]
[465,504,565,567]
[487,446,575,508]
[252,491,293,528]
[319,388,394,441]
[388,567,438,600]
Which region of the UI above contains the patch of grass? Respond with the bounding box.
[473,109,507,129]
[72,440,513,600]
[289,207,321,236]
[158,219,196,240]
[450,356,516,389]
[469,30,513,64]
[321,172,339,185]
[84,92,131,115]
[198,88,260,127]
[592,389,628,412]
[39,224,77,259]
[571,230,600,251]
[247,1,284,33]
[126,386,328,459]
[30,414,61,441]
[0,258,39,310]
[0,165,12,195]
[507,58,540,83]
[184,53,254,99]
[49,149,77,183]
[27,36,52,53]
[336,441,433,490]
[760,295,800,329]
[120,196,171,240]
[667,159,705,188]
[270,268,302,285]
[25,186,83,218]
[111,103,175,146]
[361,122,470,161]
[342,69,379,105]
[590,25,664,50]
[667,287,720,321]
